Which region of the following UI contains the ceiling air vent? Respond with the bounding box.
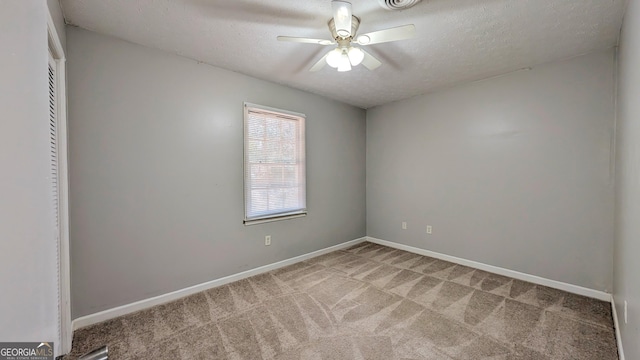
[378,0,422,10]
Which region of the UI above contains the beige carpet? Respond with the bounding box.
[63,242,618,359]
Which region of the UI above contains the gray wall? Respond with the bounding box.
[614,0,640,357]
[367,50,615,291]
[66,27,366,318]
[0,0,59,346]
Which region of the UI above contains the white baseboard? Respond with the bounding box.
[73,236,623,357]
[72,235,613,332]
[611,295,626,360]
[72,237,367,330]
[365,237,611,302]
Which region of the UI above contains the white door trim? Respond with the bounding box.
[47,11,72,356]
[611,295,626,360]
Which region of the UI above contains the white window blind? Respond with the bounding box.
[244,103,306,223]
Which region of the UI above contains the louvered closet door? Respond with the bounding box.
[48,51,63,346]
[49,52,59,239]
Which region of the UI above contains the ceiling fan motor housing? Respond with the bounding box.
[378,0,422,10]
[328,16,361,40]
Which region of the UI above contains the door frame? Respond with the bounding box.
[47,12,72,356]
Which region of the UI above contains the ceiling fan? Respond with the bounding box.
[277,1,416,72]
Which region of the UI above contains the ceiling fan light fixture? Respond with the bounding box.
[332,1,353,38]
[347,47,364,66]
[326,48,343,68]
[337,53,352,72]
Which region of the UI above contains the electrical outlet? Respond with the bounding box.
[402,222,407,230]
[265,235,271,246]
[426,225,432,234]
[625,301,628,324]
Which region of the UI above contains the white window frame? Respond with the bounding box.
[48,13,71,356]
[243,102,307,225]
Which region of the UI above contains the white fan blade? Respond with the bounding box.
[355,24,415,45]
[277,36,335,45]
[361,49,382,70]
[310,53,329,72]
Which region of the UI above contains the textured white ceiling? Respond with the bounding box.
[60,0,625,109]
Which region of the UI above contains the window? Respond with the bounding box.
[244,103,306,224]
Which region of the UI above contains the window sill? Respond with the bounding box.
[244,212,307,226]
